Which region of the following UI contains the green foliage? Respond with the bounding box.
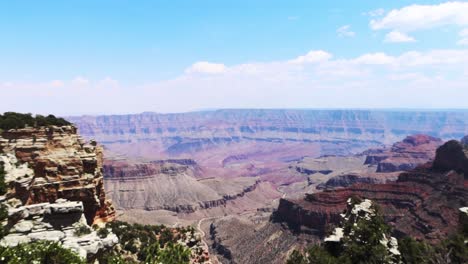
[340,205,392,263]
[105,221,195,264]
[0,204,8,240]
[97,227,109,238]
[287,199,397,264]
[440,233,468,263]
[153,242,191,264]
[0,241,84,264]
[286,250,307,264]
[288,198,468,264]
[98,251,137,264]
[398,237,435,264]
[74,224,92,236]
[0,112,71,130]
[0,164,8,240]
[0,164,7,195]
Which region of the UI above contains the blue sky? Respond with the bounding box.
[1,1,468,115]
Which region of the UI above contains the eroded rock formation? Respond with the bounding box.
[364,134,442,173]
[274,138,468,243]
[104,159,262,213]
[0,126,115,225]
[0,198,118,259]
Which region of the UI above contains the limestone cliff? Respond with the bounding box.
[0,126,115,225]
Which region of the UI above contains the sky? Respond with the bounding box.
[1,0,468,115]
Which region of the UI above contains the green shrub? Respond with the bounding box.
[0,112,71,130]
[0,241,84,264]
[104,221,193,264]
[74,224,92,236]
[0,164,7,196]
[97,227,109,238]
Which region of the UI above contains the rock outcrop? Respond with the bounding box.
[365,134,443,173]
[0,198,118,259]
[313,135,441,190]
[0,126,115,225]
[432,140,468,176]
[274,138,468,243]
[104,159,261,213]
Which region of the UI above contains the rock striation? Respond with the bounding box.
[274,138,468,243]
[0,198,118,259]
[364,134,443,173]
[67,110,468,147]
[314,135,442,190]
[104,159,261,213]
[0,126,115,225]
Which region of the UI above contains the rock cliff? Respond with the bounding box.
[67,110,468,147]
[274,138,468,243]
[365,134,443,173]
[104,159,261,213]
[314,135,442,190]
[0,199,118,259]
[0,126,115,225]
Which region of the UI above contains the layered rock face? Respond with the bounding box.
[274,139,468,242]
[104,159,262,213]
[67,110,468,147]
[66,110,468,176]
[365,134,443,172]
[294,135,440,191]
[0,126,115,225]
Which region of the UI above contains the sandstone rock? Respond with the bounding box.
[0,234,31,247]
[48,201,83,214]
[28,230,65,242]
[0,126,115,224]
[1,200,118,259]
[12,220,34,233]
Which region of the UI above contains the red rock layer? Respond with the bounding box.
[0,126,115,225]
[364,134,443,172]
[275,140,468,243]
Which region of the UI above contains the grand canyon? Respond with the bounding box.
[3,1,468,263]
[63,109,468,263]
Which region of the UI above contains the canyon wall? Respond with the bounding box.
[104,159,263,213]
[67,110,468,149]
[0,126,115,225]
[274,138,468,243]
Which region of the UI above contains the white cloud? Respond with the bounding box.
[365,8,385,17]
[288,50,332,64]
[71,76,89,87]
[458,28,468,45]
[352,53,395,65]
[337,25,356,38]
[370,2,468,31]
[3,49,468,114]
[185,61,226,74]
[384,31,416,43]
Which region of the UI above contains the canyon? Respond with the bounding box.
[65,109,468,263]
[207,138,468,263]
